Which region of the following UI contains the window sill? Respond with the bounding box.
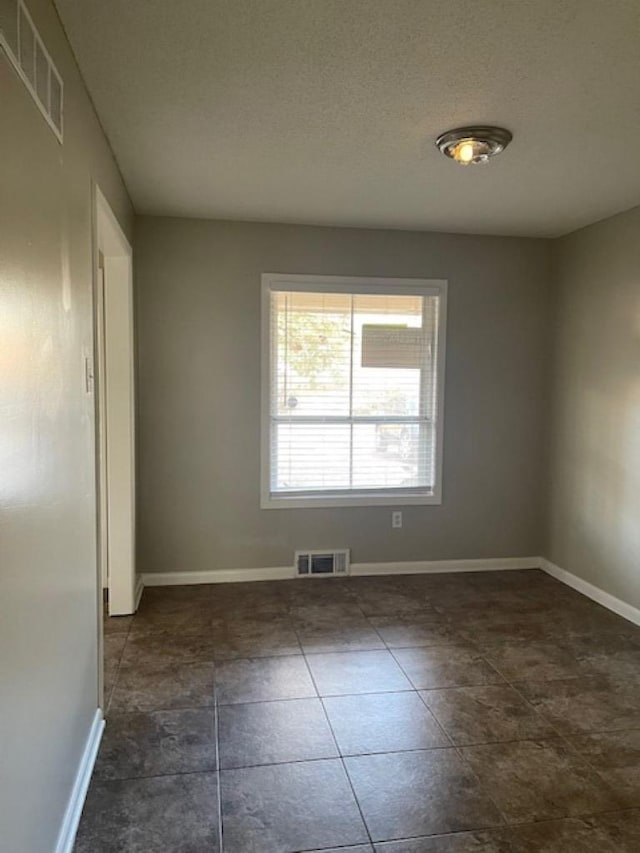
[261,491,442,509]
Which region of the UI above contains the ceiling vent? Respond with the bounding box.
[295,549,350,577]
[1,0,63,141]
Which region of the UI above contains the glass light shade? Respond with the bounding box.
[435,127,512,165]
[451,138,493,164]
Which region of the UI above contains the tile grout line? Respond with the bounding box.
[301,645,376,850]
[297,805,640,851]
[219,744,448,773]
[103,626,132,718]
[93,767,220,784]
[213,692,224,853]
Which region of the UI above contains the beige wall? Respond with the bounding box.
[0,1,132,849]
[135,217,551,574]
[548,205,640,610]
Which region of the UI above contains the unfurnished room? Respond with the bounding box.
[1,1,640,851]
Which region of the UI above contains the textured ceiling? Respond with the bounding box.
[55,0,640,237]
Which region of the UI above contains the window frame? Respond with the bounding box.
[260,273,447,509]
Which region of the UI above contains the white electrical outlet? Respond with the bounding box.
[392,511,403,529]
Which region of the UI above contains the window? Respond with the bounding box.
[261,274,447,508]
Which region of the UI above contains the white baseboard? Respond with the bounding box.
[142,565,294,586]
[541,559,640,627]
[351,556,542,576]
[141,556,543,587]
[55,709,105,853]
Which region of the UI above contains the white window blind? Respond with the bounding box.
[261,275,447,508]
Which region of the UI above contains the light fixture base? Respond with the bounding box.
[435,126,512,165]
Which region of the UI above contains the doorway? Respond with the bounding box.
[94,185,138,627]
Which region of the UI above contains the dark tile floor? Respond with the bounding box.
[77,570,640,852]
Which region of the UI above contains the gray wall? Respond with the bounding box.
[135,217,551,574]
[0,0,132,849]
[548,205,640,610]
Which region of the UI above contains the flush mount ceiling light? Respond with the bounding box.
[435,126,512,165]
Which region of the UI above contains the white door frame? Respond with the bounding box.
[93,184,137,618]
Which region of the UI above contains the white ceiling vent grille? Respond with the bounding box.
[1,0,63,142]
[295,549,350,577]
